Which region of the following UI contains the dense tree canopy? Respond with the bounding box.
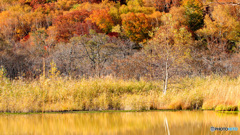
[87,8,114,33]
[0,0,239,79]
[182,0,204,31]
[54,10,101,42]
[121,12,152,43]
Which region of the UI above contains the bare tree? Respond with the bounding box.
[145,14,192,94]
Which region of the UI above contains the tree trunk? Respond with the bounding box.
[163,59,168,95]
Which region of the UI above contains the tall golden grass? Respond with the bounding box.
[0,70,239,113]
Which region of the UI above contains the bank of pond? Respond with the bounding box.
[0,75,239,113]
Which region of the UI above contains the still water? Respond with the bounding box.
[0,111,239,135]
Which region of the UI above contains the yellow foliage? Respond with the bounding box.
[197,5,240,42]
[49,61,60,79]
[119,0,155,15]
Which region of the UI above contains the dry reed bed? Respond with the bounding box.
[0,76,239,113]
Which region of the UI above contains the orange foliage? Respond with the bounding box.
[87,9,114,33]
[147,11,162,27]
[0,11,31,41]
[121,12,152,43]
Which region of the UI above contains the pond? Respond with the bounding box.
[0,111,239,135]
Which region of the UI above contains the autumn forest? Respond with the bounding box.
[0,0,240,113]
[0,0,239,80]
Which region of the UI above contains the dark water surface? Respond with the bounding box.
[0,111,239,135]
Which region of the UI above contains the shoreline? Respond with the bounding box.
[0,76,239,114]
[0,109,238,115]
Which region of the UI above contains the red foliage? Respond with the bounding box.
[22,34,30,41]
[79,0,102,3]
[30,0,46,6]
[54,10,101,42]
[19,0,56,10]
[32,2,56,12]
[44,45,51,51]
[107,32,119,38]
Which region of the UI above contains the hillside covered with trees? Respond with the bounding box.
[0,0,240,81]
[0,0,240,113]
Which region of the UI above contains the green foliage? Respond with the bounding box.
[215,105,238,111]
[182,0,204,31]
[71,4,80,10]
